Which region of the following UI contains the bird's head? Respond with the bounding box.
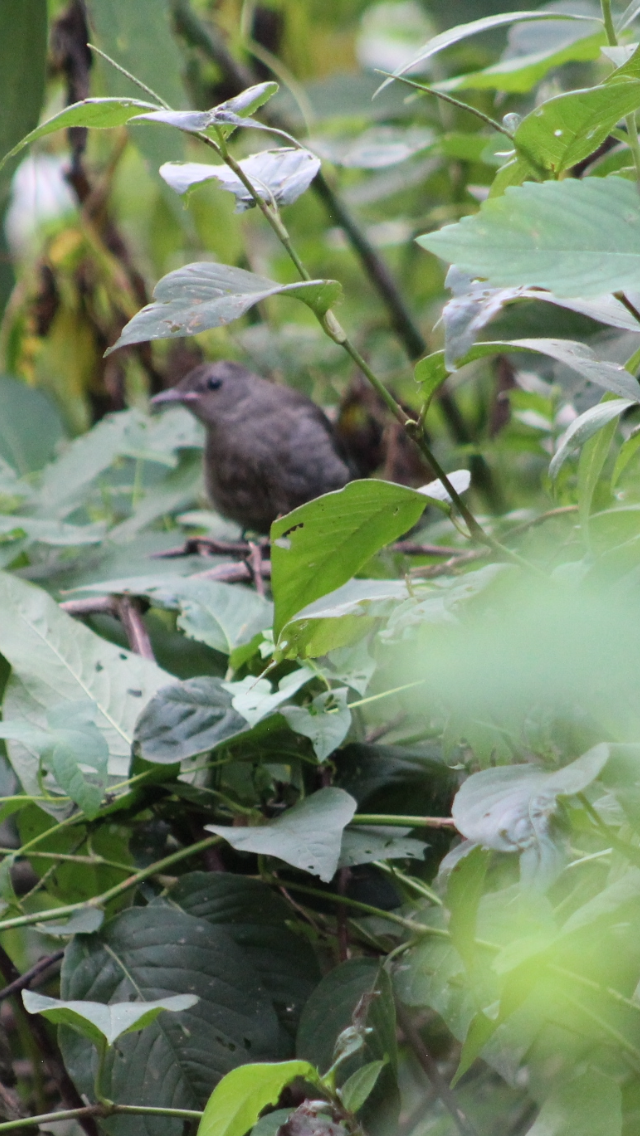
[150,361,255,424]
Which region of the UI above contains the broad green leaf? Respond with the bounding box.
[270,480,428,638]
[338,827,426,868]
[206,787,357,882]
[550,399,634,478]
[107,264,342,352]
[451,745,609,886]
[0,573,171,801]
[525,1070,621,1136]
[513,83,640,174]
[197,1060,319,1136]
[417,177,640,298]
[0,98,160,175]
[134,676,248,763]
[38,406,202,518]
[377,11,598,92]
[165,873,321,1047]
[339,1060,386,1114]
[60,904,283,1131]
[10,702,111,820]
[22,990,197,1047]
[0,375,65,476]
[278,579,410,660]
[436,30,604,94]
[281,687,351,761]
[160,149,320,212]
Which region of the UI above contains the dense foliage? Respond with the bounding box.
[3,1,640,1134]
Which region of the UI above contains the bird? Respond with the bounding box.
[151,361,353,533]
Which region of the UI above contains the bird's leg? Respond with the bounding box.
[246,541,267,597]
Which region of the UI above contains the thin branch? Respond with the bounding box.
[0,951,64,1004]
[376,71,514,140]
[115,596,155,660]
[0,835,223,935]
[0,1103,203,1133]
[396,1003,479,1136]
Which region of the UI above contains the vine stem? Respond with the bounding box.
[0,834,222,934]
[351,813,455,829]
[0,1103,204,1132]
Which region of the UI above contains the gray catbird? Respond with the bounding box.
[151,361,353,532]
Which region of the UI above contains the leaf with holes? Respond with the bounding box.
[0,573,170,805]
[271,480,428,638]
[107,264,342,352]
[206,788,357,882]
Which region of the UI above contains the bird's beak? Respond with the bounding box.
[150,388,199,410]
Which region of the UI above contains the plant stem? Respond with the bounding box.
[0,835,221,935]
[277,879,449,937]
[351,814,455,830]
[0,1103,204,1132]
[601,0,617,45]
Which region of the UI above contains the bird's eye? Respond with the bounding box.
[206,375,223,391]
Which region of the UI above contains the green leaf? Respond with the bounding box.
[338,827,426,868]
[0,97,160,174]
[60,904,284,1128]
[0,573,171,802]
[437,28,604,94]
[550,399,634,479]
[38,908,104,937]
[134,676,249,764]
[452,745,610,886]
[451,1011,499,1088]
[377,10,597,92]
[197,1060,319,1136]
[417,177,640,298]
[22,990,197,1047]
[271,480,427,639]
[223,667,315,729]
[0,375,65,476]
[339,1060,386,1114]
[206,787,357,882]
[578,398,620,530]
[525,1070,621,1136]
[166,873,321,1047]
[513,83,640,174]
[281,687,351,761]
[107,264,342,352]
[277,579,409,661]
